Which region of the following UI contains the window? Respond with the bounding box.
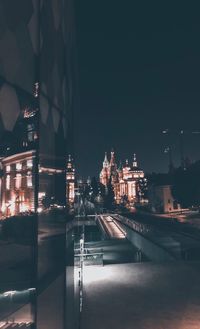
[34,132,38,140]
[6,175,10,190]
[27,173,32,187]
[27,123,34,131]
[15,174,22,189]
[16,162,22,171]
[27,159,33,168]
[28,131,34,142]
[173,201,178,210]
[6,165,11,173]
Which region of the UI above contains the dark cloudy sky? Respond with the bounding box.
[74,1,200,178]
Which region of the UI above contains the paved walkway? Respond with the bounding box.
[81,262,200,329]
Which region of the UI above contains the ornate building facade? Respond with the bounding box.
[0,152,75,217]
[100,151,145,204]
[1,150,36,217]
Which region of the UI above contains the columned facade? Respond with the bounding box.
[100,151,144,204]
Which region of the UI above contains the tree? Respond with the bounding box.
[172,161,200,208]
[90,177,99,200]
[104,178,115,210]
[137,177,148,201]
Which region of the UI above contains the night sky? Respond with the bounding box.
[74,1,200,179]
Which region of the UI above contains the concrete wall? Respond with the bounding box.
[121,223,177,262]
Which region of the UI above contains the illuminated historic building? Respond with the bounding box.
[100,151,145,204]
[1,150,36,217]
[0,149,67,217]
[0,107,38,217]
[66,154,75,204]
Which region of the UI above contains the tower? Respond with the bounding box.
[132,153,138,168]
[103,152,109,168]
[66,154,75,204]
[100,152,110,186]
[110,149,118,183]
[110,149,117,170]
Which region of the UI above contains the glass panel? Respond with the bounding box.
[0,1,39,326]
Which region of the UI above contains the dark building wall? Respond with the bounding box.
[37,1,76,328]
[0,0,76,328]
[0,1,39,325]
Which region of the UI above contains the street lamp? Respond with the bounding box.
[162,128,200,170]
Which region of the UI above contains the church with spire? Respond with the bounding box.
[100,150,145,204]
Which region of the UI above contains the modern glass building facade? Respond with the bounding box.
[0,1,76,328]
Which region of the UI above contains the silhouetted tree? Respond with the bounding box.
[104,178,115,210]
[172,161,200,209]
[91,177,99,198]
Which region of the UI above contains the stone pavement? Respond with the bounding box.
[81,261,200,329]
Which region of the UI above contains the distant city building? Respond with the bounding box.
[0,107,67,217]
[148,184,182,213]
[100,150,145,204]
[0,107,38,217]
[0,150,36,217]
[0,150,66,217]
[66,154,75,204]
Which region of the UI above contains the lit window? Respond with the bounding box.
[27,173,32,187]
[34,132,38,140]
[6,175,10,190]
[27,159,33,168]
[15,174,22,189]
[39,192,46,199]
[6,165,11,173]
[28,131,34,142]
[16,163,22,171]
[27,123,34,131]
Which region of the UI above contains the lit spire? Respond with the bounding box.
[103,152,109,167]
[118,161,122,171]
[110,148,115,165]
[133,153,138,167]
[67,154,73,169]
